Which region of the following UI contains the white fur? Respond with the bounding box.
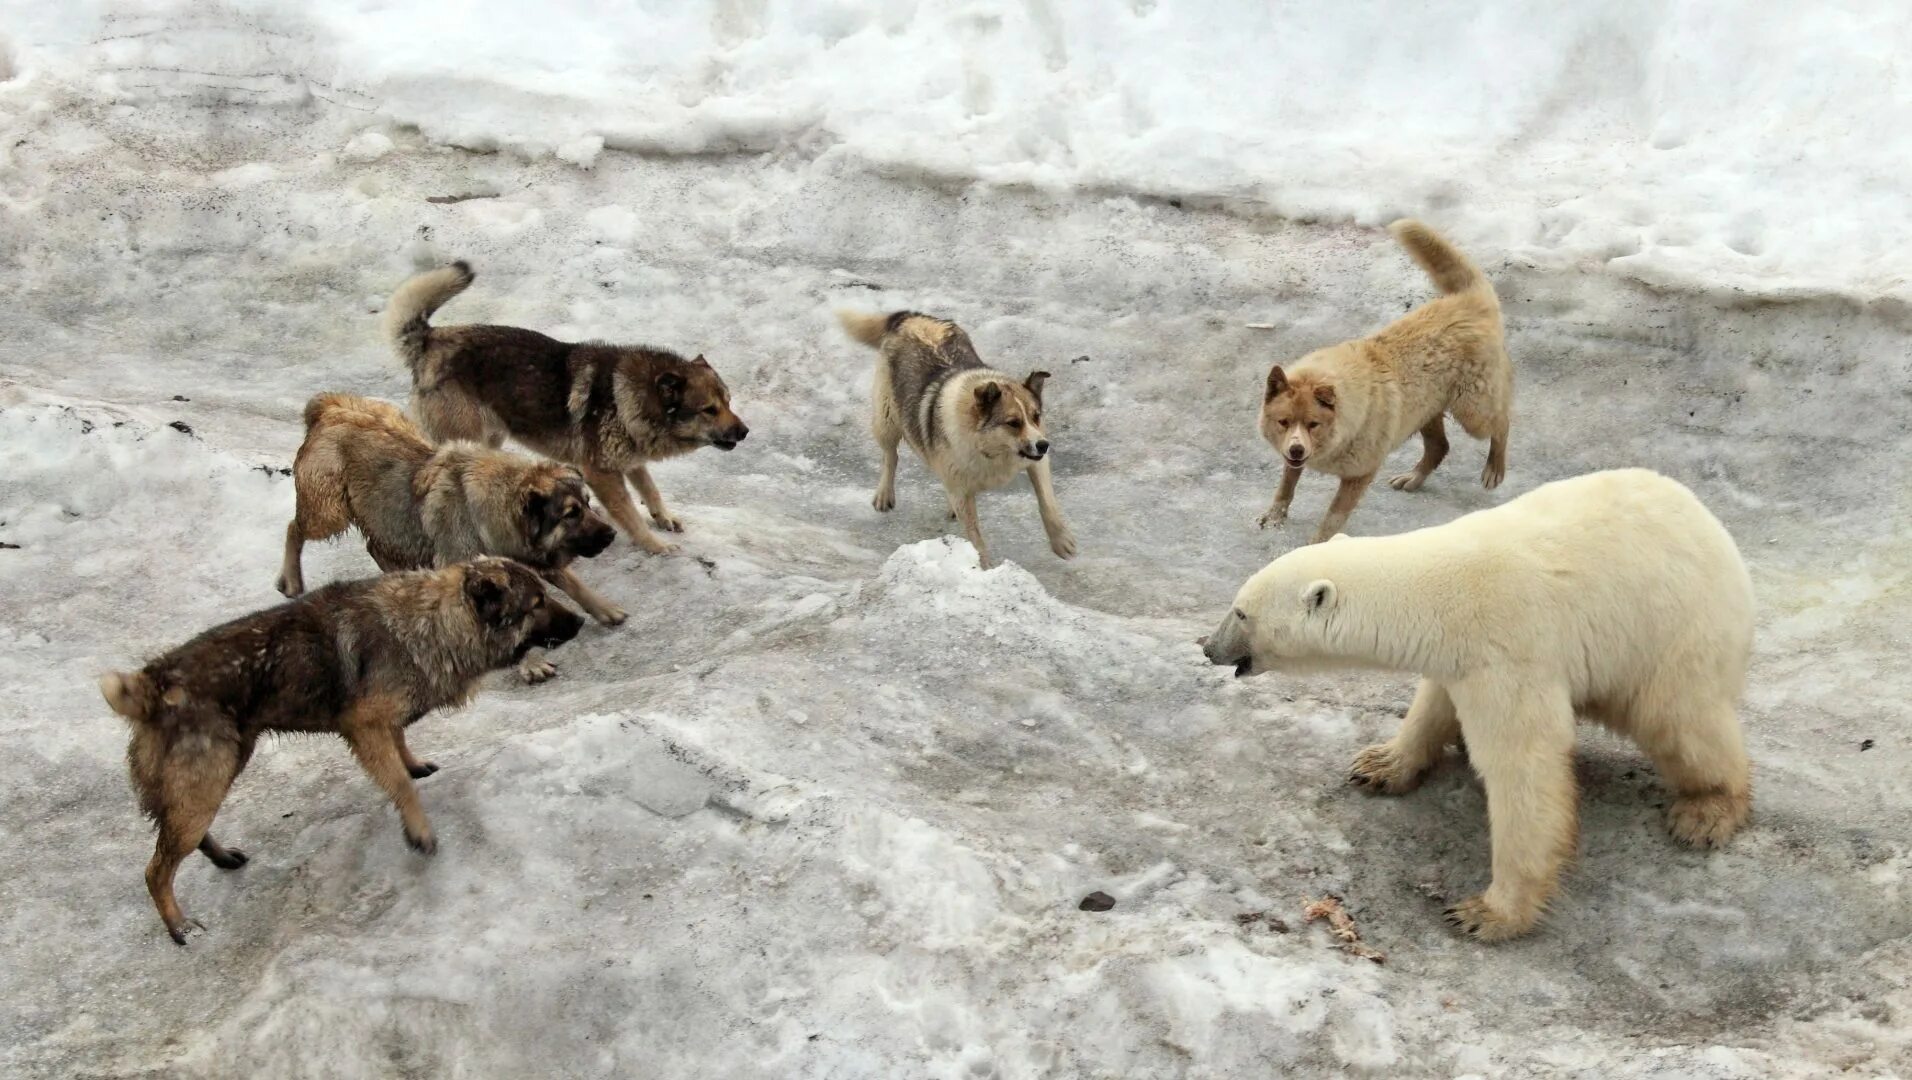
[1208,468,1754,940]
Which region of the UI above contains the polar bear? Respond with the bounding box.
[1202,468,1754,941]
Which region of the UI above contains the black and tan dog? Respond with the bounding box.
[278,393,619,680]
[385,262,749,556]
[98,558,582,945]
[839,309,1076,569]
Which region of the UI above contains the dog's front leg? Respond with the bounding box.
[1311,472,1375,543]
[584,466,678,556]
[1026,459,1076,559]
[543,566,626,627]
[627,465,682,533]
[1258,464,1303,529]
[951,490,992,568]
[341,698,437,854]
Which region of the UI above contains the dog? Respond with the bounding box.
[386,261,749,556]
[276,393,620,681]
[838,309,1076,569]
[1257,219,1511,543]
[98,558,583,945]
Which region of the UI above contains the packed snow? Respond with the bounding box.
[1,3,1909,1077]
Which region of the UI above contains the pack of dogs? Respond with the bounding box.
[99,219,1753,947]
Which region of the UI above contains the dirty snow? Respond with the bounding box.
[1,3,1909,1078]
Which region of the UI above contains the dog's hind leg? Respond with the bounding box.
[276,521,309,597]
[1390,417,1450,492]
[1027,459,1076,559]
[146,738,240,945]
[343,699,437,854]
[583,465,677,556]
[393,725,439,780]
[627,465,682,533]
[196,742,255,869]
[872,411,902,513]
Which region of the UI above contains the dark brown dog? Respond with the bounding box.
[385,262,749,555]
[98,558,582,945]
[278,393,620,680]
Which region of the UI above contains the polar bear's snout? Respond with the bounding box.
[1203,608,1255,676]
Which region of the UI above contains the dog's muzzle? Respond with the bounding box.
[526,607,585,653]
[569,523,616,559]
[711,423,749,451]
[1019,439,1050,461]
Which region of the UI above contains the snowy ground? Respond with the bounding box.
[2,5,1910,1078]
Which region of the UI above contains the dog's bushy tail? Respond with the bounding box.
[99,670,155,722]
[1389,220,1487,296]
[836,310,891,349]
[302,392,354,431]
[385,261,475,370]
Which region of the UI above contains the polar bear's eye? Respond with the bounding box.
[1233,608,1246,622]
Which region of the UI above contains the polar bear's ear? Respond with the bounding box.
[1325,533,1350,544]
[1302,579,1336,613]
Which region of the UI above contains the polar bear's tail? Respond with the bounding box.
[1389,220,1488,297]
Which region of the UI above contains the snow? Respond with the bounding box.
[1,3,1910,1078]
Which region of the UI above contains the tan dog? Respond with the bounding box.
[99,559,582,945]
[1258,220,1512,543]
[839,310,1076,569]
[278,394,621,681]
[387,262,749,556]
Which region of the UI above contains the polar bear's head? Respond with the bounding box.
[1201,537,1359,677]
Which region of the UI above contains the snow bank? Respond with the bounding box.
[10,2,1912,302]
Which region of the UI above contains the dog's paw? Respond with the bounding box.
[407,762,441,780]
[1481,461,1505,490]
[1442,894,1535,942]
[207,847,249,870]
[275,574,302,598]
[1049,528,1077,559]
[872,489,895,512]
[1256,507,1288,530]
[1666,791,1750,848]
[1389,472,1426,492]
[519,658,558,684]
[405,827,438,856]
[1347,742,1428,795]
[650,512,684,533]
[637,536,681,556]
[594,605,628,627]
[167,917,208,947]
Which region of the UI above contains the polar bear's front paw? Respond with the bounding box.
[1666,790,1750,848]
[1442,894,1537,942]
[1347,742,1430,795]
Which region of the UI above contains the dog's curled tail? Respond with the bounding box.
[99,670,155,722]
[302,392,355,431]
[836,310,891,349]
[1389,220,1487,296]
[385,261,475,369]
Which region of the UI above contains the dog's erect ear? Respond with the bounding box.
[465,570,511,625]
[690,354,710,368]
[1266,365,1288,401]
[1302,579,1337,613]
[656,371,686,407]
[974,382,1002,413]
[1312,383,1336,409]
[1024,370,1051,399]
